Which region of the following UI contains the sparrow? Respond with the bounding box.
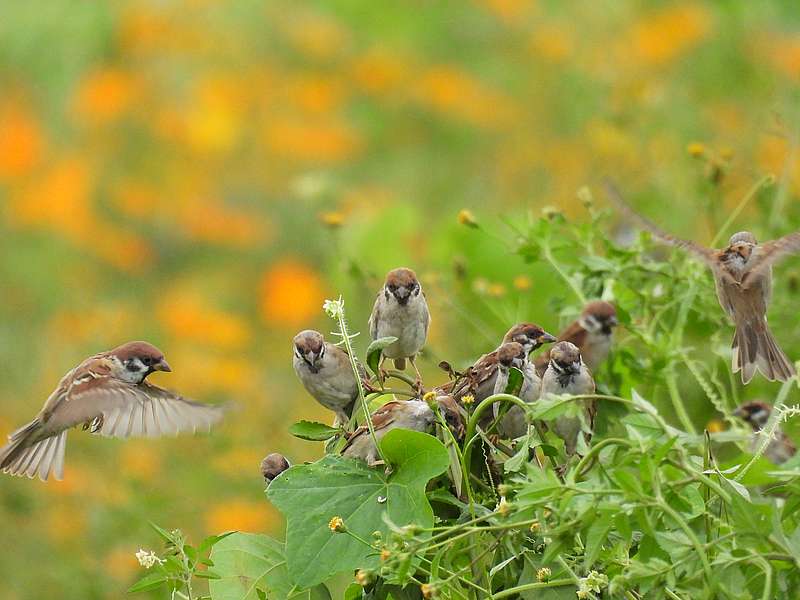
[606,181,799,383]
[0,341,224,481]
[502,323,558,356]
[733,401,796,465]
[342,399,436,465]
[260,452,292,483]
[293,329,363,425]
[494,346,544,439]
[534,301,618,376]
[368,268,430,383]
[540,341,596,456]
[451,342,526,406]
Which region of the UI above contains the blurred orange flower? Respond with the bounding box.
[0,100,44,179]
[204,499,277,532]
[72,68,140,124]
[264,117,362,162]
[350,50,411,96]
[474,0,530,24]
[120,442,162,480]
[260,259,326,326]
[158,289,251,350]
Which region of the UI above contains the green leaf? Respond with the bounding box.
[366,336,398,376]
[289,420,341,442]
[504,367,523,396]
[149,522,177,544]
[528,394,575,421]
[128,572,169,593]
[268,429,449,587]
[208,533,330,600]
[584,512,614,569]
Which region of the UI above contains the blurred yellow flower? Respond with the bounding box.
[687,142,706,157]
[513,275,531,291]
[529,24,574,63]
[631,5,712,66]
[264,117,362,162]
[319,211,345,228]
[205,499,277,532]
[475,0,530,23]
[120,442,162,480]
[457,209,478,228]
[105,546,140,582]
[705,419,725,433]
[350,50,410,96]
[0,100,44,179]
[260,259,326,326]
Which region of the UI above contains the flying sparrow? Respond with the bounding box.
[733,401,796,465]
[293,329,363,425]
[342,399,436,465]
[260,452,292,483]
[0,341,224,481]
[534,301,617,376]
[540,341,596,456]
[368,268,430,384]
[606,181,799,383]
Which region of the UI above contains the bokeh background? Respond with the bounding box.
[1,1,799,598]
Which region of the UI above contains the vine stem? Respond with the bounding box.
[542,241,587,304]
[328,297,386,464]
[461,394,534,471]
[710,174,774,247]
[491,578,574,598]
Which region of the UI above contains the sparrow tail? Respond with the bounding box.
[393,358,407,370]
[0,419,67,481]
[732,320,796,384]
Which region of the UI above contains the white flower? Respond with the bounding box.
[135,549,164,569]
[323,297,345,319]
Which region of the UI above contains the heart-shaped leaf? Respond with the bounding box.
[267,429,449,588]
[366,336,398,376]
[289,421,341,442]
[209,533,331,600]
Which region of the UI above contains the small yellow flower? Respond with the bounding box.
[705,419,725,433]
[487,283,506,298]
[529,521,540,533]
[687,141,705,157]
[576,186,593,208]
[319,211,345,228]
[420,583,438,598]
[380,548,392,561]
[498,497,513,517]
[576,591,590,599]
[537,567,551,582]
[355,569,375,586]
[720,146,734,160]
[328,516,346,533]
[457,209,478,228]
[513,275,531,291]
[461,394,475,406]
[423,391,437,403]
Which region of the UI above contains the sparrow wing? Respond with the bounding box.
[54,378,223,438]
[604,181,733,279]
[368,294,381,340]
[342,401,401,451]
[741,231,800,286]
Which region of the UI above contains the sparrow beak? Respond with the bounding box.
[572,361,582,372]
[394,288,410,305]
[154,359,172,372]
[608,316,618,327]
[538,333,557,344]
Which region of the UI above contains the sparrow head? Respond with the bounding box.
[548,341,583,375]
[384,267,421,307]
[733,401,772,431]
[293,330,326,374]
[503,323,557,354]
[725,231,757,262]
[434,394,466,439]
[580,301,618,335]
[496,342,526,370]
[260,453,291,483]
[111,341,171,383]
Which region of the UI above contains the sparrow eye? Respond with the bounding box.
[142,357,152,366]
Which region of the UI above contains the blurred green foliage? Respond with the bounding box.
[1,0,799,598]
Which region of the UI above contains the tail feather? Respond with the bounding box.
[732,321,795,384]
[0,420,67,481]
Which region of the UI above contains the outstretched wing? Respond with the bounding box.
[742,230,800,286]
[603,180,730,277]
[56,379,224,438]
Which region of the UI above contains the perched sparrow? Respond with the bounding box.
[502,323,557,356]
[0,341,224,481]
[606,182,799,383]
[733,401,797,465]
[494,347,543,439]
[534,301,617,376]
[368,268,430,382]
[260,452,292,483]
[540,341,596,456]
[293,330,363,425]
[342,399,436,465]
[452,342,526,405]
